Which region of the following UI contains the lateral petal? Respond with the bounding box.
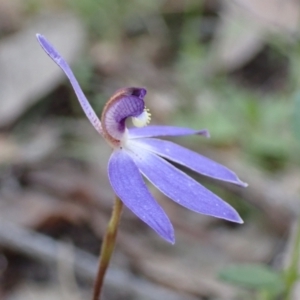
[36,34,102,134]
[128,126,209,139]
[108,150,175,243]
[130,138,247,187]
[127,145,243,223]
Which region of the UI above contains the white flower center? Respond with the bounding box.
[132,108,151,127]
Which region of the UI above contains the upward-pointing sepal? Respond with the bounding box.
[36,34,102,134]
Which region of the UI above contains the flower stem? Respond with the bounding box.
[284,218,300,299]
[92,196,123,300]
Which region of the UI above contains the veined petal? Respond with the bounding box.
[101,87,146,143]
[130,138,247,187]
[108,150,175,243]
[128,125,209,139]
[127,144,243,223]
[36,34,102,134]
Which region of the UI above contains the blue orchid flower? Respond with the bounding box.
[37,34,247,244]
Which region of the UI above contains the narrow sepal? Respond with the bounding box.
[129,126,209,139]
[130,138,248,187]
[127,144,243,223]
[36,34,102,134]
[107,150,175,243]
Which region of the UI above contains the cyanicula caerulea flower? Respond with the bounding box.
[37,34,247,244]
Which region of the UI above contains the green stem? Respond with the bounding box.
[284,218,300,299]
[92,196,123,300]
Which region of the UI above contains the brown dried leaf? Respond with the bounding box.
[208,0,300,72]
[0,0,23,35]
[0,12,85,126]
[0,190,88,228]
[231,0,300,35]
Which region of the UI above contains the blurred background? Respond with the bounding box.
[0,0,300,299]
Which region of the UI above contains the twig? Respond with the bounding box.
[0,219,197,300]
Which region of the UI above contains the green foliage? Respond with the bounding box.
[292,92,300,141]
[68,0,163,39]
[175,80,295,171]
[219,264,284,299]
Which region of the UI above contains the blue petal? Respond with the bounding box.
[127,144,243,223]
[108,150,175,243]
[36,34,102,134]
[128,126,209,139]
[130,138,247,187]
